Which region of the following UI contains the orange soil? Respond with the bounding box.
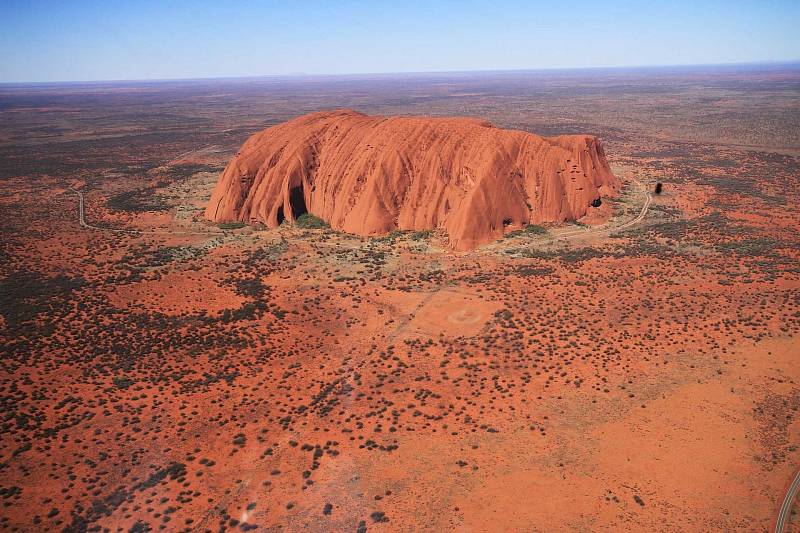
[2,114,799,533]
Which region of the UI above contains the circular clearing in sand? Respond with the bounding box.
[410,290,500,337]
[448,308,483,325]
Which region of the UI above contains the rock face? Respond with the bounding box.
[205,110,619,250]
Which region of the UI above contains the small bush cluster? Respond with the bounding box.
[295,213,329,229]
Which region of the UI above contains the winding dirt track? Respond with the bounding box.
[475,176,652,256]
[70,176,652,247]
[555,178,652,239]
[70,186,227,237]
[775,469,800,533]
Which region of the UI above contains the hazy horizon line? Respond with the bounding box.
[2,59,799,86]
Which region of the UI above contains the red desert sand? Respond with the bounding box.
[205,110,619,249]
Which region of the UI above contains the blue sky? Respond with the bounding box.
[1,0,798,82]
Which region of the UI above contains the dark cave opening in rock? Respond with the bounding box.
[289,186,307,219]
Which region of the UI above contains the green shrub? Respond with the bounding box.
[410,230,433,241]
[295,213,329,229]
[218,221,246,230]
[506,224,547,238]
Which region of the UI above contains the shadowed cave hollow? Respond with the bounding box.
[289,185,307,219]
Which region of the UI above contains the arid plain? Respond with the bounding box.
[1,65,799,532]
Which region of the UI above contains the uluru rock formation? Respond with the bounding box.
[206,110,619,249]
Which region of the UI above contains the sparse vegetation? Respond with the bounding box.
[295,213,329,229]
[506,224,548,239]
[218,221,246,230]
[108,187,170,212]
